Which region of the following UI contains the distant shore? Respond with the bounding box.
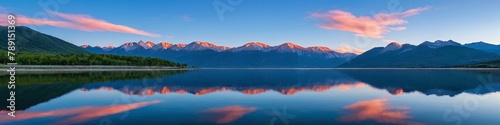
[1,65,499,72]
[0,65,193,72]
[201,67,500,70]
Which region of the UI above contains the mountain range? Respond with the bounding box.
[83,40,500,68]
[339,40,500,67]
[2,26,499,68]
[82,41,357,67]
[464,41,500,55]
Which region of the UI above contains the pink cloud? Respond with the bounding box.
[199,105,257,124]
[334,45,365,54]
[0,11,160,37]
[311,6,430,38]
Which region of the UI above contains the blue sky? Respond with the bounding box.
[1,0,499,52]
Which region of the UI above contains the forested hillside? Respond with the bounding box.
[0,50,187,67]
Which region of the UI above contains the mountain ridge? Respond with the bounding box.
[83,41,354,54]
[0,26,88,54]
[340,40,500,68]
[82,41,357,68]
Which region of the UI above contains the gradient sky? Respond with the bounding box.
[1,0,499,52]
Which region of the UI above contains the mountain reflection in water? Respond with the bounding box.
[0,69,499,125]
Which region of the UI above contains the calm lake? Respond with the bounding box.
[1,69,500,125]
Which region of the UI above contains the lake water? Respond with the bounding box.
[1,69,500,125]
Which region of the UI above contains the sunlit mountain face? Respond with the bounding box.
[1,69,500,125]
[81,41,358,68]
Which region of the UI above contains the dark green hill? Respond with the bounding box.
[0,50,187,67]
[340,44,500,68]
[453,59,500,68]
[0,26,88,54]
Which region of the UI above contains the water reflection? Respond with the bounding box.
[0,69,499,125]
[339,99,422,125]
[0,100,161,125]
[340,69,500,96]
[74,69,500,97]
[198,106,257,124]
[0,71,184,111]
[81,82,366,96]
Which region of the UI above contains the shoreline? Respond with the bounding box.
[0,65,193,72]
[201,68,500,70]
[1,65,499,71]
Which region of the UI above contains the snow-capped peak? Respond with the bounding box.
[81,44,89,48]
[152,42,173,50]
[119,42,140,51]
[183,41,230,52]
[244,42,270,48]
[170,44,187,51]
[102,46,115,51]
[280,42,305,49]
[306,46,332,52]
[137,40,155,49]
[275,42,305,52]
[232,42,271,52]
[122,42,136,47]
[383,42,403,51]
[419,40,461,48]
[145,41,155,47]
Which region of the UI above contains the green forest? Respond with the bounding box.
[0,50,187,68]
[452,59,500,68]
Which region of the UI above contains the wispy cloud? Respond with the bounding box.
[0,6,7,13]
[311,6,430,38]
[181,15,194,22]
[165,35,174,38]
[0,11,160,37]
[334,45,365,54]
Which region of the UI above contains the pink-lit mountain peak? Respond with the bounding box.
[145,41,155,47]
[231,42,272,52]
[383,42,403,51]
[306,46,332,52]
[90,41,350,54]
[122,42,136,47]
[151,42,173,50]
[118,42,140,51]
[243,42,270,48]
[386,42,402,47]
[158,42,173,48]
[103,46,115,49]
[174,43,187,47]
[191,41,226,48]
[169,43,187,51]
[137,40,155,49]
[280,42,305,49]
[185,41,230,51]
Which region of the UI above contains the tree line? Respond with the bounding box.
[0,50,188,68]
